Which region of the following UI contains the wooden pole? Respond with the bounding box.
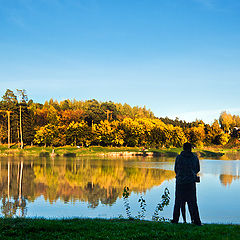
[19,105,23,149]
[7,111,11,149]
[17,124,20,148]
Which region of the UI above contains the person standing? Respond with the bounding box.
[171,142,202,225]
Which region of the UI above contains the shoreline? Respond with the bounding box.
[0,145,237,159]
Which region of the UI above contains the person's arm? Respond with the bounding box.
[174,155,180,174]
[194,156,200,174]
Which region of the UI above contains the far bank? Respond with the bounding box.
[0,145,239,160]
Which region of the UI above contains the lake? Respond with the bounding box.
[0,155,240,224]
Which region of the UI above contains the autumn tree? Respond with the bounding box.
[185,124,205,147]
[66,121,91,146]
[118,118,144,147]
[33,124,59,147]
[170,126,187,147]
[149,120,166,148]
[33,108,49,127]
[60,109,84,125]
[219,111,234,133]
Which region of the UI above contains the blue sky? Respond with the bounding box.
[0,0,240,123]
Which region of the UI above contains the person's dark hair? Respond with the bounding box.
[183,142,192,152]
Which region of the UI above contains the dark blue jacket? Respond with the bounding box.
[174,151,200,184]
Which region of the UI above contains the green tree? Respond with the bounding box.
[84,99,105,125]
[0,89,19,145]
[101,101,118,121]
[16,89,35,146]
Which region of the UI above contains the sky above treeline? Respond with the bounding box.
[0,0,240,123]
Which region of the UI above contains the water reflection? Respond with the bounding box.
[0,156,240,222]
[199,160,240,186]
[220,174,240,186]
[0,161,27,217]
[0,157,175,217]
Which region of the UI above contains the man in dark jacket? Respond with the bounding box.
[171,142,202,225]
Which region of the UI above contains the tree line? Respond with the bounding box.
[0,89,239,148]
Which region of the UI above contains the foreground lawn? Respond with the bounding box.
[0,218,239,240]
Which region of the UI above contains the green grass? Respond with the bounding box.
[0,145,147,157]
[0,218,239,240]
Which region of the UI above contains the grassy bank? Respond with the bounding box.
[0,144,237,159]
[0,145,144,157]
[0,218,239,240]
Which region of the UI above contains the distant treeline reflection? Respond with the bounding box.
[1,157,240,217]
[0,157,176,217]
[219,174,240,186]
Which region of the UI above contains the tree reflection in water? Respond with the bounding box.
[0,159,27,217]
[0,157,176,216]
[219,174,240,186]
[1,157,240,218]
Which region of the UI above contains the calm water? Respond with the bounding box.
[0,156,240,224]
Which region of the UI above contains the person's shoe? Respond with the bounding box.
[193,221,202,226]
[170,219,178,224]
